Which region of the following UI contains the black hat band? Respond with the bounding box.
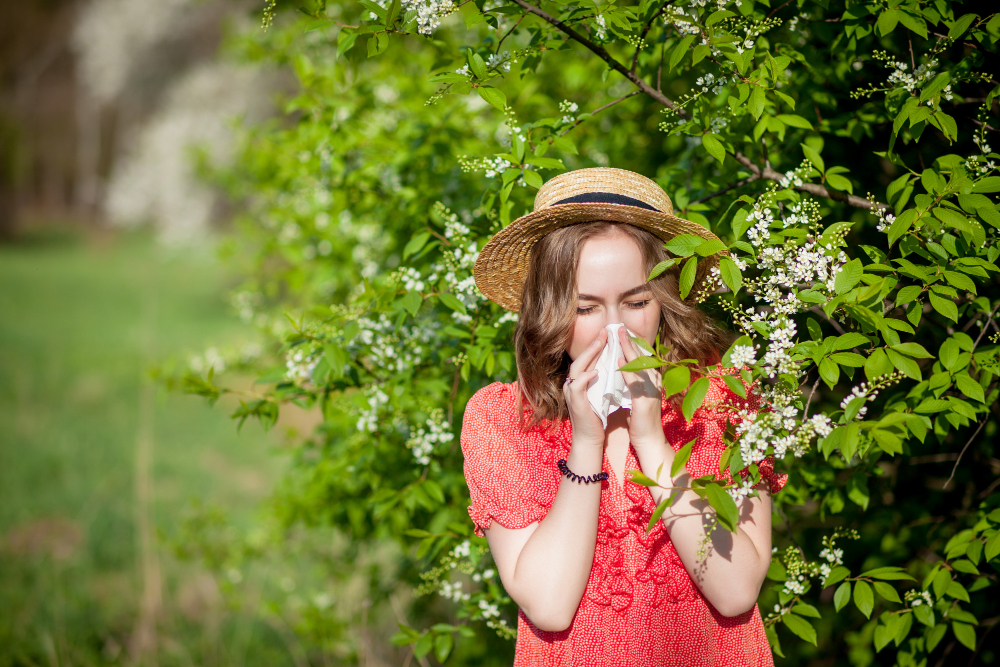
[551,192,661,212]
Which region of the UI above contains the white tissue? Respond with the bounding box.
[586,323,655,428]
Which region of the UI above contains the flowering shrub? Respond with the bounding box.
[174,0,1000,663]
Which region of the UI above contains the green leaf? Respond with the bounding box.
[619,356,663,372]
[367,32,389,57]
[671,438,697,477]
[824,566,850,588]
[860,566,915,581]
[477,86,507,111]
[414,631,433,658]
[403,231,431,258]
[776,114,812,129]
[952,622,976,650]
[718,256,743,293]
[438,293,467,316]
[682,377,710,422]
[662,365,691,398]
[834,582,852,611]
[781,613,817,646]
[748,85,766,120]
[706,9,734,25]
[695,239,727,257]
[954,373,985,402]
[801,143,825,173]
[985,530,1000,561]
[833,333,869,350]
[826,173,853,194]
[678,256,698,300]
[790,603,821,618]
[646,491,680,532]
[628,470,659,487]
[722,374,747,398]
[972,177,1000,193]
[702,133,726,164]
[400,290,421,315]
[948,13,977,40]
[876,8,900,35]
[890,342,933,358]
[705,482,739,532]
[767,560,787,581]
[854,580,874,618]
[886,348,922,380]
[522,169,543,189]
[663,234,706,257]
[669,35,696,70]
[647,258,679,281]
[835,259,863,294]
[874,581,902,603]
[819,357,840,388]
[928,290,959,322]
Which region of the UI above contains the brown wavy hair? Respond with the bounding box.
[514,221,725,430]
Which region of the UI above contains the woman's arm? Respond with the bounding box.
[483,328,610,632]
[632,443,772,617]
[484,438,604,632]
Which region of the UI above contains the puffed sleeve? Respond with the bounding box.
[675,374,787,494]
[461,382,552,537]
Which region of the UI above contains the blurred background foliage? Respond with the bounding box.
[2,0,1000,666]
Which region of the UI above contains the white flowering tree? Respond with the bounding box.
[172,0,1000,663]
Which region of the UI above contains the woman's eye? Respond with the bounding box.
[626,300,651,309]
[576,306,596,315]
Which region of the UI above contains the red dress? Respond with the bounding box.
[460,376,787,667]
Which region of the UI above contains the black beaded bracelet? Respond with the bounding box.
[557,458,609,484]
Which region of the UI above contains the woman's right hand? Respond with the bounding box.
[562,327,607,447]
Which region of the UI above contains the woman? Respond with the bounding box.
[461,168,786,666]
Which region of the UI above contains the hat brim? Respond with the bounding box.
[474,202,728,312]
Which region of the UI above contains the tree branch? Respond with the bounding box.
[510,0,888,212]
[943,418,987,490]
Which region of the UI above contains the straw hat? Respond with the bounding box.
[473,167,728,312]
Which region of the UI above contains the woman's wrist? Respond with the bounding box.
[631,437,674,485]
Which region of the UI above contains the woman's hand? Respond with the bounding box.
[617,326,667,452]
[563,327,608,447]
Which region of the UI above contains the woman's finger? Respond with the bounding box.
[617,326,639,363]
[568,328,607,380]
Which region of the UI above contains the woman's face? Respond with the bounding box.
[566,230,662,361]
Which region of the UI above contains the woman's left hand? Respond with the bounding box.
[617,327,667,453]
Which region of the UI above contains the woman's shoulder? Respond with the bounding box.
[460,381,524,451]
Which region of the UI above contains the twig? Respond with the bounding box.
[943,419,987,489]
[766,0,794,20]
[909,38,916,71]
[657,40,664,92]
[972,301,1000,352]
[802,378,821,420]
[496,13,525,53]
[689,174,758,205]
[557,90,641,137]
[809,306,846,335]
[631,0,676,74]
[930,31,979,51]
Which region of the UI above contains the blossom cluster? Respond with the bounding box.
[905,589,934,607]
[559,99,579,125]
[356,385,389,433]
[778,160,813,189]
[458,154,514,180]
[351,312,439,374]
[402,0,456,35]
[405,409,454,465]
[286,345,320,383]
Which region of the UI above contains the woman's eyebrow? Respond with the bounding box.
[577,284,651,301]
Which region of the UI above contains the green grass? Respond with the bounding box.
[0,229,287,666]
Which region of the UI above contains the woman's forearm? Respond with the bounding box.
[507,440,604,631]
[633,440,772,617]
